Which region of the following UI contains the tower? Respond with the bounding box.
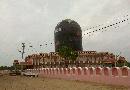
[54,19,83,52]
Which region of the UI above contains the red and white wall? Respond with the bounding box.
[26,66,130,87]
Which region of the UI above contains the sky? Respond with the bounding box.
[0,0,130,66]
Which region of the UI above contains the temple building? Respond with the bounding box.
[14,19,127,69]
[18,51,126,69]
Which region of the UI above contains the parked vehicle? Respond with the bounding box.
[22,72,38,77]
[9,70,21,76]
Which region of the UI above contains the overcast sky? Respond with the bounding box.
[0,0,130,66]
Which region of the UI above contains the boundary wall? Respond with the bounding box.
[0,70,9,75]
[25,66,130,87]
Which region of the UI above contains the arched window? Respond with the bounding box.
[49,69,51,74]
[96,67,101,75]
[46,69,49,74]
[89,68,94,75]
[72,68,76,74]
[83,68,87,75]
[68,68,71,74]
[103,68,109,76]
[56,68,59,74]
[52,69,55,75]
[122,67,128,76]
[78,68,82,75]
[112,68,118,76]
[60,68,62,74]
[64,68,66,74]
[43,69,45,74]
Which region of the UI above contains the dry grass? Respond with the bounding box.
[0,75,129,90]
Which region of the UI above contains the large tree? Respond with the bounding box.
[58,45,78,61]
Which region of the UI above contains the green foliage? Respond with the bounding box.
[0,66,8,70]
[58,45,78,61]
[126,62,130,67]
[70,51,78,61]
[116,63,124,67]
[0,66,14,70]
[116,61,130,67]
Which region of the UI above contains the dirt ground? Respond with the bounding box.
[0,75,129,90]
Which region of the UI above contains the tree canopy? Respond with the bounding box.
[0,66,14,70]
[58,45,78,61]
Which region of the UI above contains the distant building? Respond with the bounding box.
[13,60,19,66]
[23,51,126,68]
[54,19,83,52]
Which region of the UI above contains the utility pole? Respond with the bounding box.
[17,43,26,72]
[20,43,25,71]
[18,43,25,59]
[21,43,25,59]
